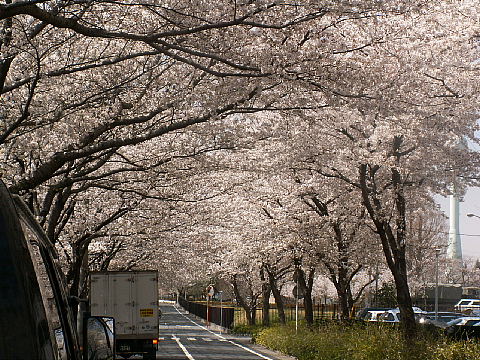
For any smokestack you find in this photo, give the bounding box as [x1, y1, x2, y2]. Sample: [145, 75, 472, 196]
[447, 192, 463, 260]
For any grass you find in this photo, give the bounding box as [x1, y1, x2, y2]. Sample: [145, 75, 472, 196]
[244, 321, 480, 360]
[231, 323, 267, 338]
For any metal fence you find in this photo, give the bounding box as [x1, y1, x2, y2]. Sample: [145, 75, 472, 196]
[232, 303, 345, 326]
[178, 297, 466, 329]
[178, 297, 235, 329]
[179, 297, 346, 328]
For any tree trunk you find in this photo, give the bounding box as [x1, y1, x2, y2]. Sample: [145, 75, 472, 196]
[232, 275, 255, 325]
[67, 242, 88, 322]
[306, 197, 362, 321]
[295, 267, 315, 325]
[324, 260, 354, 320]
[335, 283, 351, 319]
[262, 281, 271, 326]
[391, 252, 416, 336]
[303, 285, 314, 325]
[379, 239, 416, 338]
[250, 307, 257, 325]
[266, 268, 286, 324]
[359, 162, 417, 339]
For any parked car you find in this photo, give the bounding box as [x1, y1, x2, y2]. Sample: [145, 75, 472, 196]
[447, 316, 480, 327]
[357, 307, 390, 321]
[445, 316, 480, 339]
[0, 180, 115, 359]
[418, 312, 465, 326]
[378, 307, 425, 323]
[364, 310, 389, 322]
[454, 299, 480, 313]
[378, 309, 401, 322]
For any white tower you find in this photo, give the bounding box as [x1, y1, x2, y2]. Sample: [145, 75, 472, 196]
[447, 193, 463, 260]
[447, 136, 467, 261]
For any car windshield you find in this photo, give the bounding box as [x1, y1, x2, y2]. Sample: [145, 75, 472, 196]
[379, 313, 396, 321]
[464, 320, 480, 326]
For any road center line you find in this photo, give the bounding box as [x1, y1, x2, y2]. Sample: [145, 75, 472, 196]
[173, 305, 273, 360]
[172, 334, 195, 360]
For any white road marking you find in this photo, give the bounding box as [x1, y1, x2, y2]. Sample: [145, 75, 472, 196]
[175, 325, 198, 328]
[187, 337, 197, 341]
[172, 334, 195, 360]
[173, 305, 274, 360]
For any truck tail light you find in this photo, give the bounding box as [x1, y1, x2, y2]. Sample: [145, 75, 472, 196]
[152, 339, 159, 345]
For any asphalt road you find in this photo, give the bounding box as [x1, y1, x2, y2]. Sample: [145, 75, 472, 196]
[153, 302, 292, 360]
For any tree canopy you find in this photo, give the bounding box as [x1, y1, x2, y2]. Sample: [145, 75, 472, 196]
[2, 0, 480, 337]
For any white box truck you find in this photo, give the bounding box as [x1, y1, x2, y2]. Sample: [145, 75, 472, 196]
[90, 271, 159, 360]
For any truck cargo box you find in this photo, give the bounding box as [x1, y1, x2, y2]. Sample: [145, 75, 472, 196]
[90, 271, 159, 359]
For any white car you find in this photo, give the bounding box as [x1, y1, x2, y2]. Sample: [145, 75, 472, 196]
[378, 307, 425, 323]
[454, 299, 480, 313]
[363, 310, 388, 322]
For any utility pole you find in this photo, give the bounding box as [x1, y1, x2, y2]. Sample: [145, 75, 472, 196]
[435, 248, 441, 320]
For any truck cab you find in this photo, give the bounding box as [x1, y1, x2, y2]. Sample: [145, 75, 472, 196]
[0, 180, 114, 359]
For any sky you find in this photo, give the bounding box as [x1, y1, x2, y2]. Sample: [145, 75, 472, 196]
[437, 187, 480, 260]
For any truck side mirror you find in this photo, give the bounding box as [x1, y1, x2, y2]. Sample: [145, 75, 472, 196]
[85, 317, 115, 360]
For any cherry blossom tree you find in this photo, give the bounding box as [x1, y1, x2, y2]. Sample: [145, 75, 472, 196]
[0, 1, 325, 303]
[300, 191, 379, 319]
[2, 2, 480, 341]
[270, 1, 480, 338]
[406, 207, 448, 299]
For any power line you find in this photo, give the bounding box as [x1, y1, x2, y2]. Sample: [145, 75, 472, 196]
[440, 232, 480, 237]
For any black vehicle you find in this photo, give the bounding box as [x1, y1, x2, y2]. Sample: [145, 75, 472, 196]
[445, 317, 480, 339]
[0, 179, 114, 359]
